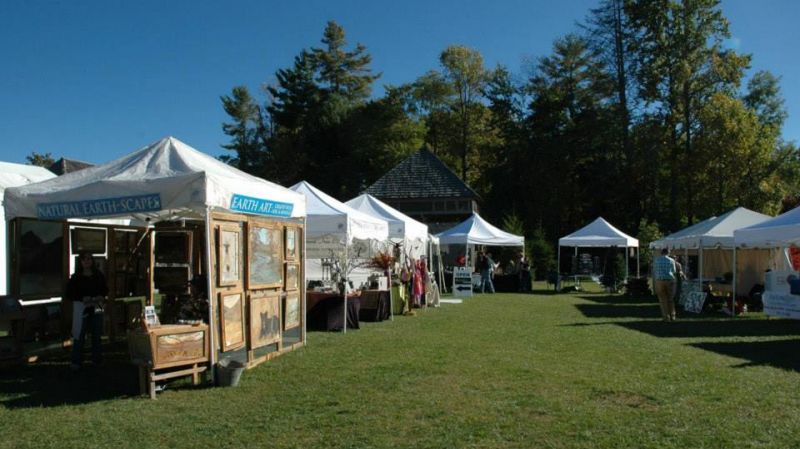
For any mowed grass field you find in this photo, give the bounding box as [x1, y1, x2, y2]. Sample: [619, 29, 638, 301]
[2, 283, 800, 449]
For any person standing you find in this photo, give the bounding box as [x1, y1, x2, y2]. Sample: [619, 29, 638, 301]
[653, 248, 677, 321]
[479, 251, 496, 294]
[518, 253, 532, 293]
[66, 251, 108, 370]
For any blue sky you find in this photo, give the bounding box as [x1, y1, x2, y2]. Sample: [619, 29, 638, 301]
[1, 0, 798, 165]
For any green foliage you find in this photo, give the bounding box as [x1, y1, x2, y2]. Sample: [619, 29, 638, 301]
[26, 151, 55, 168]
[636, 219, 663, 274]
[528, 226, 556, 280]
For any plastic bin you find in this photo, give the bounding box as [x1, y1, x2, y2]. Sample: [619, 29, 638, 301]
[216, 359, 246, 387]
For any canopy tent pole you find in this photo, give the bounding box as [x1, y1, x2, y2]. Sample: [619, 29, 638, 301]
[624, 245, 629, 281]
[204, 207, 217, 371]
[699, 238, 704, 283]
[302, 218, 308, 345]
[637, 247, 640, 277]
[684, 248, 689, 278]
[732, 246, 737, 319]
[343, 241, 348, 333]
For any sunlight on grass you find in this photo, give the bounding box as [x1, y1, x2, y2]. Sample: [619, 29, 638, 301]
[2, 285, 800, 448]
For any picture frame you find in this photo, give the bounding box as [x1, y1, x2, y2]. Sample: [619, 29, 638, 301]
[249, 293, 281, 349]
[284, 292, 300, 330]
[219, 291, 245, 351]
[285, 263, 300, 291]
[285, 227, 299, 261]
[70, 226, 107, 254]
[218, 224, 241, 287]
[155, 231, 192, 264]
[247, 223, 283, 289]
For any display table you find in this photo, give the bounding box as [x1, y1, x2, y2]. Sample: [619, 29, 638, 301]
[306, 292, 360, 331]
[128, 323, 210, 399]
[359, 290, 390, 322]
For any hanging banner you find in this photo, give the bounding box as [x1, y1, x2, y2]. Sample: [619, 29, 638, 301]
[229, 193, 293, 218]
[37, 193, 162, 219]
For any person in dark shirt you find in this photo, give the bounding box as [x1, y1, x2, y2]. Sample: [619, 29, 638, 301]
[66, 251, 108, 370]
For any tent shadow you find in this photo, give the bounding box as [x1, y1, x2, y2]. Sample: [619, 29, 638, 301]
[617, 318, 800, 339]
[0, 343, 140, 409]
[577, 295, 657, 305]
[688, 338, 800, 373]
[574, 303, 662, 319]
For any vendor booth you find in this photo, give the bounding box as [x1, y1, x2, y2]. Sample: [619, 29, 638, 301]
[3, 137, 307, 397]
[290, 182, 389, 331]
[436, 213, 524, 294]
[734, 206, 800, 319]
[651, 207, 772, 313]
[346, 193, 429, 316]
[558, 217, 639, 287]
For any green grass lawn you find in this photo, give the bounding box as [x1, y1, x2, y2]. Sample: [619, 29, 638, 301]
[3, 283, 800, 448]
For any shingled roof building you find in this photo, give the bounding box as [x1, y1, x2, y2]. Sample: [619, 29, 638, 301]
[364, 147, 479, 233]
[48, 158, 94, 176]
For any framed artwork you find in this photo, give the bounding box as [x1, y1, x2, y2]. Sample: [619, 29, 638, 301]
[248, 223, 283, 289]
[250, 293, 281, 348]
[155, 231, 192, 264]
[284, 293, 300, 330]
[285, 227, 298, 261]
[219, 292, 245, 351]
[70, 227, 107, 254]
[218, 224, 241, 287]
[153, 266, 190, 293]
[285, 263, 300, 291]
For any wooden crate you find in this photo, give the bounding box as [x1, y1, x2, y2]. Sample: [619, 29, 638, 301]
[128, 324, 209, 370]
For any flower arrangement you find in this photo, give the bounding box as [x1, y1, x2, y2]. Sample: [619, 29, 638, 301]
[368, 251, 395, 270]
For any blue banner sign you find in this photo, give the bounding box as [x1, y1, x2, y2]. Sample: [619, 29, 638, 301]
[230, 194, 294, 218]
[37, 193, 162, 219]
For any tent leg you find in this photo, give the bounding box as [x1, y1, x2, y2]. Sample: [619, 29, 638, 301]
[557, 246, 561, 291]
[343, 243, 348, 334]
[624, 245, 629, 282]
[732, 247, 737, 319]
[204, 208, 217, 374]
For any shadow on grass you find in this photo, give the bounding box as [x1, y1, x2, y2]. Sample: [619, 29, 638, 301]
[574, 303, 662, 319]
[689, 338, 800, 372]
[577, 294, 657, 305]
[617, 318, 800, 339]
[0, 342, 149, 409]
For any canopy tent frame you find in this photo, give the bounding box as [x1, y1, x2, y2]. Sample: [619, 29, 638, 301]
[557, 217, 640, 287]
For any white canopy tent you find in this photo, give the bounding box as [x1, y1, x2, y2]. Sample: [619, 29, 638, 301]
[733, 206, 800, 318]
[5, 136, 307, 361]
[436, 212, 524, 247]
[650, 207, 771, 290]
[290, 182, 389, 331]
[436, 212, 524, 281]
[0, 162, 56, 295]
[345, 193, 428, 258]
[558, 217, 639, 281]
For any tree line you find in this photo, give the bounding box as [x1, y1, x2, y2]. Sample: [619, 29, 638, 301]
[220, 0, 799, 274]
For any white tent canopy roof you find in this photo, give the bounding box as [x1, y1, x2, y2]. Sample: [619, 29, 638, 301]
[734, 205, 800, 248]
[290, 181, 388, 242]
[559, 217, 638, 247]
[345, 193, 428, 243]
[0, 162, 55, 197]
[4, 137, 306, 221]
[435, 213, 524, 246]
[652, 207, 771, 249]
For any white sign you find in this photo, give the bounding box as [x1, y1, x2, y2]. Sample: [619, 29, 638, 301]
[763, 292, 800, 319]
[144, 305, 160, 328]
[452, 267, 473, 298]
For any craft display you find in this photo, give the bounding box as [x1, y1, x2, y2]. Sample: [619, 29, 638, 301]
[250, 293, 281, 348]
[218, 226, 241, 287]
[220, 292, 245, 351]
[248, 224, 283, 289]
[284, 293, 301, 330]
